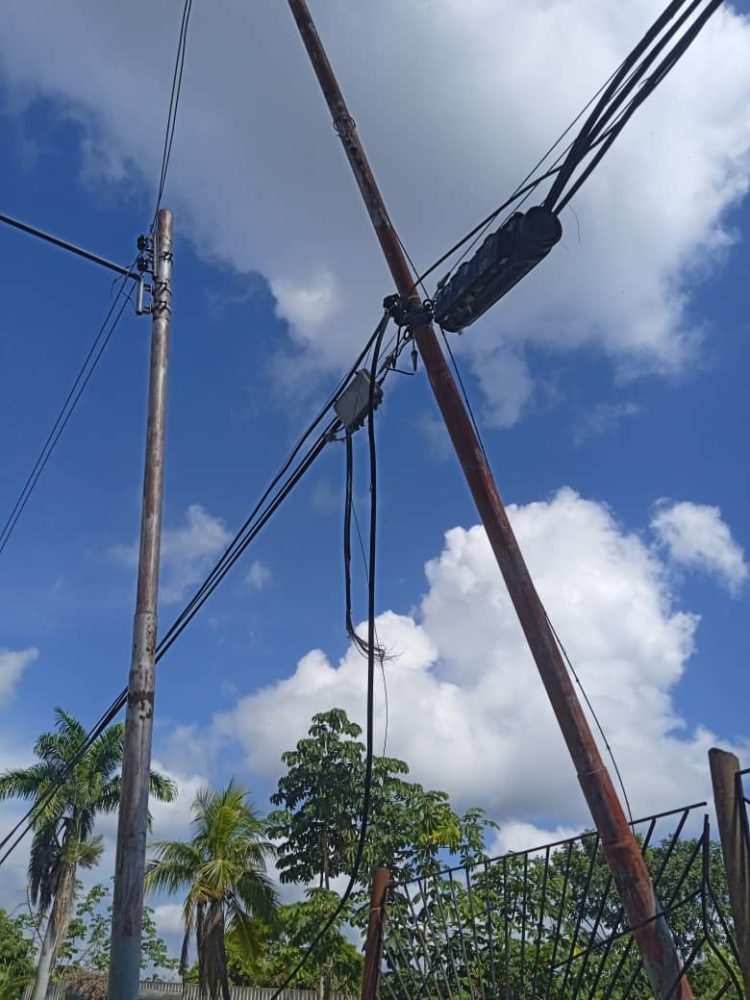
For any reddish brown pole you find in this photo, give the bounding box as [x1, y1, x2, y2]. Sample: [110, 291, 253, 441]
[284, 4, 692, 997]
[361, 868, 390, 1000]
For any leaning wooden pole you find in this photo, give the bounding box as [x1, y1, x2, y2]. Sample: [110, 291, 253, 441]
[283, 4, 692, 997]
[361, 868, 390, 1000]
[709, 748, 750, 996]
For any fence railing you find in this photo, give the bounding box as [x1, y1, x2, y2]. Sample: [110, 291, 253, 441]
[26, 986, 355, 1000]
[382, 802, 743, 1000]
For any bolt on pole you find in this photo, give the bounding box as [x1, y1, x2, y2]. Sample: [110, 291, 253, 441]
[108, 208, 173, 999]
[283, 4, 692, 997]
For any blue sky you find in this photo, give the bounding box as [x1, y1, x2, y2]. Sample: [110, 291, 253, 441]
[0, 0, 749, 925]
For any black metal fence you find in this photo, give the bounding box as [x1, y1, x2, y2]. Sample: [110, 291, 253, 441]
[381, 803, 743, 999]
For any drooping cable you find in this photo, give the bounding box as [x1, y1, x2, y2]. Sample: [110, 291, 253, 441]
[265, 315, 387, 1000]
[0, 272, 133, 559]
[343, 428, 386, 663]
[351, 504, 389, 759]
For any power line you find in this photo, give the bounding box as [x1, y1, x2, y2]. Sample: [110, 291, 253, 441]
[153, 0, 195, 220]
[414, 0, 720, 295]
[0, 272, 134, 559]
[267, 314, 388, 1000]
[0, 309, 397, 869]
[0, 213, 136, 279]
[429, 328, 636, 825]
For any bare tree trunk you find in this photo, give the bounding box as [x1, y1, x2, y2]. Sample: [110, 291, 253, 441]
[31, 863, 76, 1000]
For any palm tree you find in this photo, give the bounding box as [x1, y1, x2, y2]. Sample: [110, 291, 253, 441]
[146, 781, 278, 1000]
[0, 708, 176, 1000]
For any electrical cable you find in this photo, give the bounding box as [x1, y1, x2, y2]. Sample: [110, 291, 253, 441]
[0, 1, 197, 561]
[0, 310, 397, 868]
[437, 325, 488, 463]
[0, 213, 136, 279]
[544, 612, 635, 827]
[266, 316, 388, 1000]
[414, 0, 719, 297]
[0, 271, 133, 559]
[153, 0, 195, 220]
[425, 333, 637, 828]
[351, 504, 389, 759]
[554, 0, 722, 214]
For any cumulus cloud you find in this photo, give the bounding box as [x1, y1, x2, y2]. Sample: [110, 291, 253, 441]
[113, 504, 231, 604]
[651, 499, 748, 595]
[214, 488, 742, 830]
[0, 647, 37, 707]
[490, 821, 580, 856]
[2, 1, 750, 421]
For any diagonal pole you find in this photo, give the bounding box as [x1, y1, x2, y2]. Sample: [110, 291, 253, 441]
[283, 4, 692, 997]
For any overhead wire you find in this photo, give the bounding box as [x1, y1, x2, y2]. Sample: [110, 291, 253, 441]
[351, 504, 390, 759]
[413, 0, 720, 296]
[0, 213, 135, 279]
[0, 309, 398, 868]
[0, 0, 197, 563]
[0, 0, 198, 856]
[429, 335, 636, 826]
[153, 0, 195, 221]
[0, 270, 134, 558]
[266, 311, 388, 1000]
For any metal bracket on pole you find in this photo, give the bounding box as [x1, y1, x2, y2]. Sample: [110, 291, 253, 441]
[134, 234, 155, 316]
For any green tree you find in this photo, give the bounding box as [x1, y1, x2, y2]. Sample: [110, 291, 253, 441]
[145, 781, 278, 1000]
[0, 709, 176, 1000]
[268, 708, 493, 1000]
[0, 908, 36, 999]
[238, 890, 363, 992]
[268, 708, 493, 891]
[56, 884, 178, 978]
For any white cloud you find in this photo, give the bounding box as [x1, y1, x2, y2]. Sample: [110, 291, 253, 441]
[0, 647, 37, 707]
[246, 560, 272, 591]
[490, 821, 580, 856]
[113, 504, 231, 604]
[215, 488, 745, 829]
[651, 499, 748, 595]
[1, 2, 749, 421]
[573, 401, 641, 445]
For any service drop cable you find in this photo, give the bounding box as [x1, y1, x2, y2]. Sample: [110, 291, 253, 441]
[0, 310, 398, 868]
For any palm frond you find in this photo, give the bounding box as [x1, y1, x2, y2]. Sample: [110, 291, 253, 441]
[148, 769, 177, 803]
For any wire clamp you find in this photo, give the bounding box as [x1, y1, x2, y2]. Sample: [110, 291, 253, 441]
[385, 295, 433, 331]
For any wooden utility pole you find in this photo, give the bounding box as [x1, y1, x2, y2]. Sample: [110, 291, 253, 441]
[361, 868, 390, 1000]
[108, 209, 173, 1000]
[283, 5, 692, 997]
[709, 748, 750, 996]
